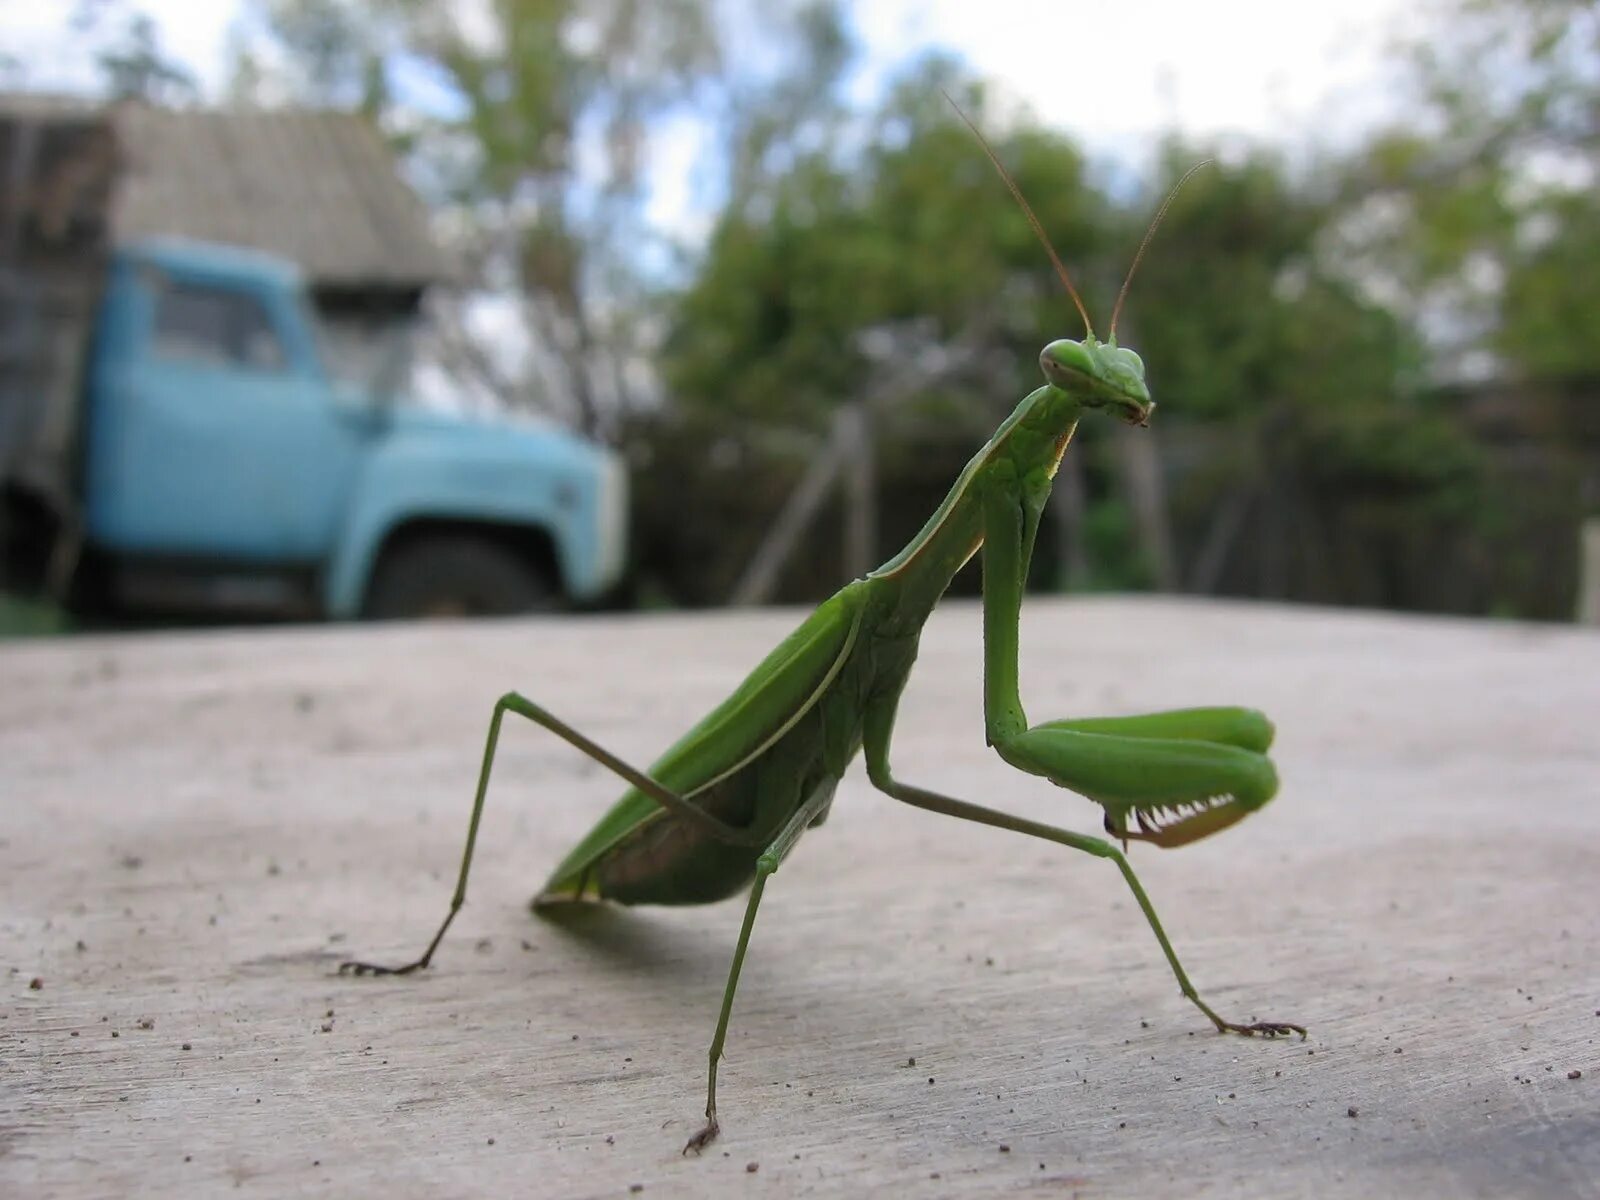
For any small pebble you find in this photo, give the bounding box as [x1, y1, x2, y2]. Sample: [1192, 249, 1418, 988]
[745, 1162, 759, 1174]
[28, 978, 42, 990]
[1569, 1070, 1583, 1080]
[1347, 1107, 1359, 1118]
[998, 1143, 1010, 1153]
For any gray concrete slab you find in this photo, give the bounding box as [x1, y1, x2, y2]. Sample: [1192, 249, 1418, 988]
[3, 597, 1598, 1198]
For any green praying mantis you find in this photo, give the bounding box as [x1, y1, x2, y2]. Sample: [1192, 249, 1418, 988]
[340, 100, 1306, 1154]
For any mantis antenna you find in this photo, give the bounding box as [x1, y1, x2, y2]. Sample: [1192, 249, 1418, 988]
[943, 91, 1096, 341]
[1108, 158, 1212, 341]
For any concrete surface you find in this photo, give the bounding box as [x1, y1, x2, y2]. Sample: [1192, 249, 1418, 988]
[3, 597, 1598, 1199]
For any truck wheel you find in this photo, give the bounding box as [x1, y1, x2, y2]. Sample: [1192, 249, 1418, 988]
[363, 535, 557, 619]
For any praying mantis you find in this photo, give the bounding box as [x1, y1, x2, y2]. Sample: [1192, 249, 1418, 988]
[339, 99, 1306, 1154]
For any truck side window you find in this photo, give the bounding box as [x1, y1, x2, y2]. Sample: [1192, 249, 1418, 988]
[152, 282, 287, 373]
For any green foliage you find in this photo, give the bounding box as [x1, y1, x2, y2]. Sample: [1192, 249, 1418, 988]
[1292, 406, 1487, 521]
[1081, 497, 1153, 592]
[665, 66, 1104, 433]
[658, 61, 1471, 606]
[1339, 0, 1599, 382]
[1127, 147, 1418, 423]
[234, 0, 1593, 616]
[1499, 193, 1600, 377]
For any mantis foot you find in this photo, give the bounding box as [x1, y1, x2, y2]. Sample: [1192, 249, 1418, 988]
[337, 957, 429, 977]
[682, 1115, 720, 1155]
[1218, 1019, 1306, 1039]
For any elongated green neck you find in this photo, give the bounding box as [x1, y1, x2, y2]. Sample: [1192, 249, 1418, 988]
[864, 383, 1082, 634]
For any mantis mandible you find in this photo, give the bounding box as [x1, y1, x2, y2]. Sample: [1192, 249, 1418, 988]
[340, 100, 1306, 1154]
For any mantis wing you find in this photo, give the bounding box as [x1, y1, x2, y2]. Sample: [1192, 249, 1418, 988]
[538, 584, 864, 899]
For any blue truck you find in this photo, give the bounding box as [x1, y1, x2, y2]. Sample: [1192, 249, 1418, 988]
[0, 103, 626, 621]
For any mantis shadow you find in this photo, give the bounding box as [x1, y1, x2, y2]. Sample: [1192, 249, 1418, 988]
[531, 900, 738, 989]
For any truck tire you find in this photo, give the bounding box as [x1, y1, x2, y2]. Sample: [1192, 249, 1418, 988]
[363, 535, 557, 619]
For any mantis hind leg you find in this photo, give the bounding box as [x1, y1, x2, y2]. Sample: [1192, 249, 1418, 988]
[683, 780, 836, 1155]
[339, 691, 766, 977]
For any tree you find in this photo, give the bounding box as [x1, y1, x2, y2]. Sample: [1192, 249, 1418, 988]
[1334, 0, 1599, 381]
[71, 1, 197, 103]
[661, 61, 1457, 603]
[238, 0, 848, 442]
[665, 67, 1108, 435]
[1313, 0, 1599, 616]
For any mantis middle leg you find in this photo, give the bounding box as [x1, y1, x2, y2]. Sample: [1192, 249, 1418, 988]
[683, 779, 838, 1155]
[853, 472, 1303, 1035]
[862, 694, 1303, 1037]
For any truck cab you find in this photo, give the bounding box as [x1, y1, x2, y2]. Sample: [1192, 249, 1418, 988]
[9, 237, 627, 619]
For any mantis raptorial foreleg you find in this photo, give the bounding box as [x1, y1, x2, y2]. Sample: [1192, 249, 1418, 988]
[852, 472, 1303, 1037]
[684, 780, 836, 1155]
[338, 692, 767, 977]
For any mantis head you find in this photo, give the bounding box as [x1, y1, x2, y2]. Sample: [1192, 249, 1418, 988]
[1040, 337, 1153, 427]
[944, 91, 1207, 434]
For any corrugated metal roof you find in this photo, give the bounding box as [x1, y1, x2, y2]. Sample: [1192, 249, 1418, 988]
[110, 104, 455, 289]
[0, 93, 106, 121]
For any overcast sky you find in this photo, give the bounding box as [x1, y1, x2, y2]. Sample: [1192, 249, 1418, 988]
[869, 0, 1416, 151]
[2, 0, 1422, 255]
[5, 0, 1416, 143]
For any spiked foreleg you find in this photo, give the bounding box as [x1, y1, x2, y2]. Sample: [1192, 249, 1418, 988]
[975, 481, 1281, 846]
